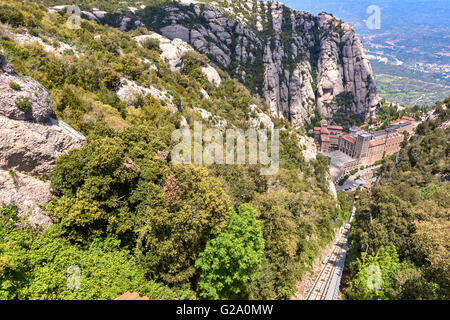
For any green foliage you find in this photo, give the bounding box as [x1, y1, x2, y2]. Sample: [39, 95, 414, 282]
[0, 0, 366, 300]
[338, 174, 350, 186]
[195, 204, 264, 300]
[182, 51, 210, 86]
[136, 166, 231, 286]
[9, 81, 21, 90]
[250, 184, 338, 299]
[346, 246, 437, 300]
[0, 201, 18, 229]
[0, 212, 187, 300]
[0, 4, 25, 27]
[8, 169, 18, 191]
[15, 96, 31, 112]
[142, 38, 161, 54]
[346, 97, 450, 300]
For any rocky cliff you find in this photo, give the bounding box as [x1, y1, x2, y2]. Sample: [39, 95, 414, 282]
[76, 0, 379, 128]
[0, 55, 85, 228]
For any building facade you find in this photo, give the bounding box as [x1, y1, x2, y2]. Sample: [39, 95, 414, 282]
[314, 117, 417, 167]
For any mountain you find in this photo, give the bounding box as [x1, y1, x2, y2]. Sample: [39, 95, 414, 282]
[0, 0, 346, 300]
[282, 0, 450, 107]
[53, 0, 380, 128]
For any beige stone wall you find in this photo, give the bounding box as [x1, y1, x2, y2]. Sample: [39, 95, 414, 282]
[366, 143, 385, 165]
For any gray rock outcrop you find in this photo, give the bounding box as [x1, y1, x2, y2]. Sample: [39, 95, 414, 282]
[0, 55, 86, 228]
[0, 170, 54, 229]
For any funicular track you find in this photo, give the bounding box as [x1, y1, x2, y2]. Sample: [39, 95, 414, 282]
[306, 209, 355, 300]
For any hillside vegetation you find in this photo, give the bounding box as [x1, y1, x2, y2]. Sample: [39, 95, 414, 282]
[345, 97, 450, 300]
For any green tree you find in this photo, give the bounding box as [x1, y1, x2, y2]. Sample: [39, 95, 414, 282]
[136, 166, 231, 286]
[195, 204, 264, 299]
[0, 203, 190, 300]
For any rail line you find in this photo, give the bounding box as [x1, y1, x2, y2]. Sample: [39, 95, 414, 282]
[306, 216, 353, 300]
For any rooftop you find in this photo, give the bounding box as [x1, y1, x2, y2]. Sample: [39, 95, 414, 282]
[343, 135, 356, 143]
[328, 125, 344, 130]
[369, 139, 385, 147]
[115, 292, 149, 300]
[402, 116, 415, 122]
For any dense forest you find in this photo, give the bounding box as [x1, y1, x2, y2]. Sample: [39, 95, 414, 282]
[344, 97, 450, 300]
[0, 0, 350, 300]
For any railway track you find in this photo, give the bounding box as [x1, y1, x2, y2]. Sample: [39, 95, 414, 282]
[306, 223, 352, 300]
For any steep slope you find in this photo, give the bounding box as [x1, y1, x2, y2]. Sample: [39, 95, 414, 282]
[67, 0, 379, 128]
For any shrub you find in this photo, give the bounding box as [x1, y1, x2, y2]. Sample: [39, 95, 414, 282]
[15, 97, 31, 112]
[9, 81, 21, 90]
[0, 5, 25, 27]
[182, 51, 209, 74]
[142, 38, 161, 53]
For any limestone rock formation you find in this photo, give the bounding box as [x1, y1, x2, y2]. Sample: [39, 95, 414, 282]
[134, 32, 221, 86]
[0, 55, 86, 228]
[0, 55, 53, 123]
[0, 170, 54, 229]
[78, 0, 379, 128]
[116, 77, 179, 113]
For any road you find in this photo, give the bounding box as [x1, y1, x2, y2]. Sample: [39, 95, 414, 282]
[336, 166, 380, 192]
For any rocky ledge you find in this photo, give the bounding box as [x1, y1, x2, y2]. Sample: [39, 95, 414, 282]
[0, 55, 85, 228]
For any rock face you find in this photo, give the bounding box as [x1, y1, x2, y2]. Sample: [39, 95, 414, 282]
[0, 117, 85, 174]
[0, 55, 86, 228]
[87, 0, 379, 128]
[0, 170, 54, 229]
[0, 56, 53, 122]
[135, 32, 221, 86]
[0, 56, 86, 175]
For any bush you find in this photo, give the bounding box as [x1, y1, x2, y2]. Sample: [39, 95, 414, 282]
[0, 5, 25, 27]
[195, 204, 264, 299]
[338, 175, 350, 186]
[15, 97, 31, 112]
[142, 38, 161, 53]
[9, 81, 21, 90]
[182, 51, 209, 74]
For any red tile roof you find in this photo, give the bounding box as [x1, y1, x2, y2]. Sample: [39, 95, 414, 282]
[343, 135, 356, 143]
[320, 128, 330, 134]
[321, 134, 330, 142]
[328, 125, 343, 130]
[115, 292, 149, 300]
[369, 139, 385, 147]
[402, 116, 415, 122]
